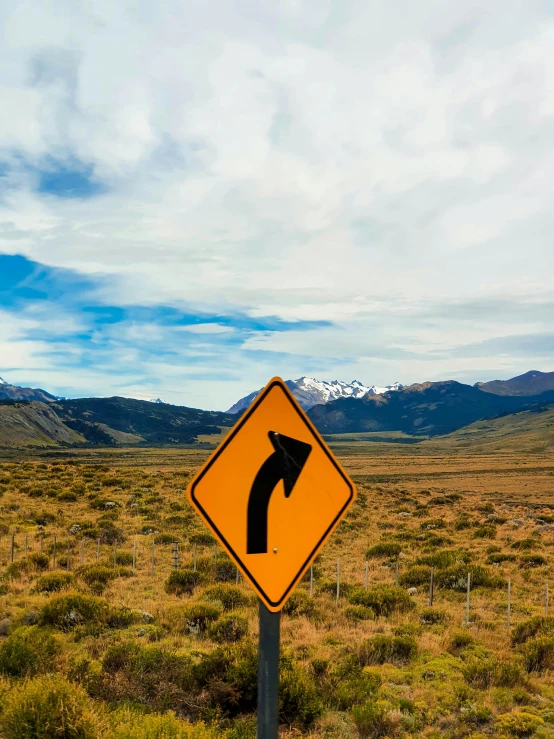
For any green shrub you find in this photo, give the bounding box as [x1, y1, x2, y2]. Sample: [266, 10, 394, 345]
[519, 554, 547, 568]
[487, 552, 517, 565]
[165, 569, 205, 596]
[359, 635, 418, 665]
[113, 551, 134, 566]
[39, 593, 108, 631]
[454, 513, 473, 530]
[462, 658, 526, 688]
[201, 584, 250, 611]
[208, 614, 248, 643]
[420, 608, 447, 625]
[35, 572, 74, 593]
[495, 711, 544, 737]
[366, 542, 402, 559]
[0, 674, 101, 739]
[510, 538, 539, 551]
[399, 566, 431, 587]
[189, 532, 215, 546]
[28, 552, 50, 571]
[416, 549, 470, 569]
[0, 628, 60, 677]
[345, 605, 375, 622]
[214, 560, 237, 582]
[279, 661, 323, 728]
[349, 585, 415, 616]
[435, 564, 500, 591]
[181, 603, 222, 634]
[449, 632, 475, 652]
[58, 492, 78, 502]
[78, 565, 118, 594]
[521, 637, 554, 673]
[109, 708, 222, 738]
[473, 525, 497, 539]
[352, 700, 401, 738]
[154, 533, 177, 545]
[512, 616, 554, 645]
[282, 591, 319, 619]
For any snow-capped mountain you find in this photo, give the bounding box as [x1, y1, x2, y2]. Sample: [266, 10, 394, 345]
[226, 377, 403, 413]
[0, 377, 7, 385]
[149, 398, 165, 404]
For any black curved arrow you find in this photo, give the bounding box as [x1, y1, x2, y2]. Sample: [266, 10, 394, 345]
[247, 431, 312, 554]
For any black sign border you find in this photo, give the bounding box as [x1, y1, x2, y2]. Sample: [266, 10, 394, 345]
[190, 378, 355, 609]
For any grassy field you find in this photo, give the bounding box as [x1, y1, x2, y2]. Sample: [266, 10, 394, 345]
[1, 441, 554, 738]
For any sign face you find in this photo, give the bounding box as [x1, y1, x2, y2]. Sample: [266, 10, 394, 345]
[187, 377, 356, 611]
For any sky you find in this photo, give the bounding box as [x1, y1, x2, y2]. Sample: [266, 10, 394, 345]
[1, 0, 554, 411]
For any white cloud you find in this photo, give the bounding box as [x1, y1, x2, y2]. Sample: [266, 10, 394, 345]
[2, 0, 554, 406]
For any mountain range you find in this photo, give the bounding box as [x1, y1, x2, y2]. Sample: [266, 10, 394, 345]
[226, 376, 403, 413]
[0, 369, 553, 448]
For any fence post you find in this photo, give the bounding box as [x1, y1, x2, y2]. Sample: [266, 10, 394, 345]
[394, 561, 399, 587]
[53, 535, 57, 569]
[80, 538, 85, 565]
[10, 533, 14, 563]
[96, 538, 100, 561]
[66, 537, 71, 571]
[25, 534, 28, 556]
[193, 543, 197, 571]
[546, 583, 549, 617]
[151, 540, 155, 576]
[133, 541, 137, 574]
[113, 540, 117, 566]
[336, 559, 340, 603]
[364, 561, 369, 590]
[310, 565, 314, 597]
[172, 541, 179, 569]
[507, 578, 511, 629]
[236, 567, 240, 584]
[465, 572, 471, 626]
[429, 567, 434, 607]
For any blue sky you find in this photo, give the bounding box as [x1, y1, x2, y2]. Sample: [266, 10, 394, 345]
[1, 1, 554, 409]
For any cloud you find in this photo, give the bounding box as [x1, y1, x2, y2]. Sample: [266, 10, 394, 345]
[1, 1, 554, 407]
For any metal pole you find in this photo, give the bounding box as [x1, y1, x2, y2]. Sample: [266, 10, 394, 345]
[465, 572, 471, 627]
[310, 565, 314, 596]
[172, 542, 179, 569]
[336, 559, 340, 603]
[507, 579, 511, 629]
[364, 561, 369, 590]
[53, 535, 57, 569]
[10, 533, 14, 563]
[429, 567, 434, 607]
[257, 600, 280, 739]
[133, 541, 136, 574]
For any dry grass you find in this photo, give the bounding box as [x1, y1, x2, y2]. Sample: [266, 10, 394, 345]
[1, 443, 554, 737]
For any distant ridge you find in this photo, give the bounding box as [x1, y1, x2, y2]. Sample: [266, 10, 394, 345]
[476, 370, 554, 397]
[0, 376, 57, 403]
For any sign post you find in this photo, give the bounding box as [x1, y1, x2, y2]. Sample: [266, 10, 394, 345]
[187, 377, 356, 737]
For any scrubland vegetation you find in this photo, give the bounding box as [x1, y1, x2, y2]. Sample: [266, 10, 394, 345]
[0, 443, 554, 737]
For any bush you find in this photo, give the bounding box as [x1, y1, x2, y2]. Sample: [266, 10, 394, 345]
[35, 572, 74, 593]
[154, 533, 177, 545]
[78, 565, 118, 594]
[39, 593, 108, 631]
[521, 637, 554, 673]
[201, 584, 250, 611]
[435, 564, 500, 591]
[416, 549, 470, 569]
[279, 662, 323, 728]
[109, 709, 222, 738]
[449, 632, 475, 652]
[214, 560, 237, 582]
[0, 674, 102, 739]
[359, 635, 418, 665]
[0, 628, 60, 677]
[282, 591, 319, 619]
[165, 569, 205, 596]
[420, 608, 447, 625]
[399, 566, 431, 587]
[487, 552, 517, 565]
[366, 542, 402, 559]
[352, 700, 402, 738]
[113, 551, 134, 566]
[349, 585, 415, 617]
[208, 614, 248, 643]
[189, 531, 215, 546]
[519, 554, 547, 568]
[345, 605, 375, 622]
[181, 603, 222, 634]
[473, 525, 497, 539]
[28, 552, 50, 571]
[512, 616, 554, 645]
[58, 492, 78, 502]
[511, 538, 539, 551]
[462, 658, 526, 688]
[495, 711, 544, 737]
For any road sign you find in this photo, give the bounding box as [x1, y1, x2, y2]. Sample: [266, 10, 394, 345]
[187, 376, 356, 611]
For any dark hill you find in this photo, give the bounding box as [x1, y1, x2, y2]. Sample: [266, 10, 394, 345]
[0, 381, 57, 403]
[52, 397, 235, 445]
[476, 370, 554, 396]
[308, 380, 554, 436]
